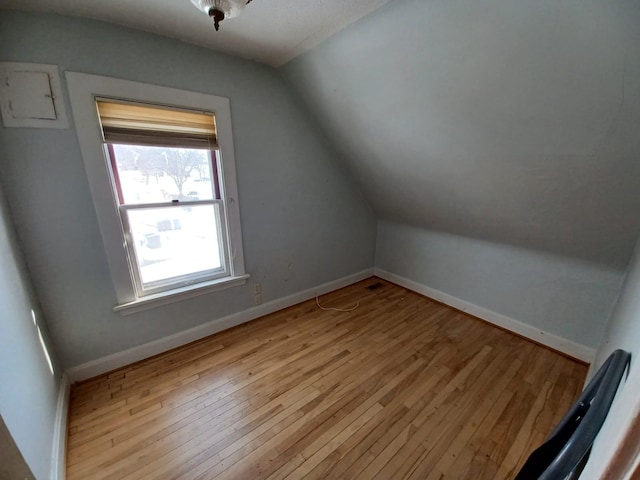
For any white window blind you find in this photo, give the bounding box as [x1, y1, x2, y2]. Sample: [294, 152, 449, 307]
[96, 100, 218, 149]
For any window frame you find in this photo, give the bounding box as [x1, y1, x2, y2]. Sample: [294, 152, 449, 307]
[66, 73, 248, 314]
[107, 143, 230, 297]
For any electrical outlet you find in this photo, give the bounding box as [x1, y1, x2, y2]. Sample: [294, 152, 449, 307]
[253, 283, 261, 295]
[254, 293, 262, 305]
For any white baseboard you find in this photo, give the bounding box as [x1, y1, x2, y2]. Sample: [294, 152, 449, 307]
[51, 373, 70, 480]
[374, 268, 595, 363]
[66, 268, 375, 382]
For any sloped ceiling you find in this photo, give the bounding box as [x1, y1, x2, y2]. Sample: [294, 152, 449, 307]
[0, 0, 393, 66]
[281, 0, 640, 269]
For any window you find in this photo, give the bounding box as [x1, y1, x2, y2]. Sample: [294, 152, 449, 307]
[98, 100, 230, 296]
[67, 74, 247, 314]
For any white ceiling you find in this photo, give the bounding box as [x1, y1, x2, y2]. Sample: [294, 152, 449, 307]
[1, 0, 393, 66]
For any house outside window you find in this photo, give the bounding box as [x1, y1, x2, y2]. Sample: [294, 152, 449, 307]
[67, 74, 247, 314]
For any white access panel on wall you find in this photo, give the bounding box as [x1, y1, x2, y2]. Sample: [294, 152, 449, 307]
[0, 63, 69, 128]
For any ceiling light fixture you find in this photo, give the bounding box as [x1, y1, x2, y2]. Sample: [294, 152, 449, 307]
[190, 0, 253, 31]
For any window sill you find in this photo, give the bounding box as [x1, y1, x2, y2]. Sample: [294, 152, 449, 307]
[113, 274, 250, 316]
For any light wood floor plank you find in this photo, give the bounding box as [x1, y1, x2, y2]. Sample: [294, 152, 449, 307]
[66, 278, 587, 480]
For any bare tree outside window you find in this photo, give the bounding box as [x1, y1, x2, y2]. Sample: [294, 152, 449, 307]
[162, 148, 204, 196]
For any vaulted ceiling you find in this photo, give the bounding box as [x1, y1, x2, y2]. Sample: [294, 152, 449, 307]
[4, 0, 640, 269]
[281, 0, 640, 269]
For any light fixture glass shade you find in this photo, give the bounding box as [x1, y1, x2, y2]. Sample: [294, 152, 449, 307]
[190, 0, 247, 19]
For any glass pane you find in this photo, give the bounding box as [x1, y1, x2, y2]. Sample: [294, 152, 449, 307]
[111, 144, 216, 204]
[126, 204, 224, 289]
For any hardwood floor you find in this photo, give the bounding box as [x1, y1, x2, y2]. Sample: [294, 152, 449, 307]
[66, 278, 588, 480]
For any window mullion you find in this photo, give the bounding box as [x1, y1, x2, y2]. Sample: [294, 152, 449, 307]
[119, 199, 220, 211]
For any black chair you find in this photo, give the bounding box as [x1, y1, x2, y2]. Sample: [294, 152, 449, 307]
[515, 349, 631, 480]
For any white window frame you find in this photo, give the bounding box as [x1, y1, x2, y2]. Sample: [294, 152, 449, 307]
[66, 72, 248, 315]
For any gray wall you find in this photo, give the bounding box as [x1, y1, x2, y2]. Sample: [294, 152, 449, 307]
[281, 0, 640, 268]
[0, 11, 376, 369]
[376, 221, 624, 349]
[0, 182, 60, 480]
[581, 238, 640, 477]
